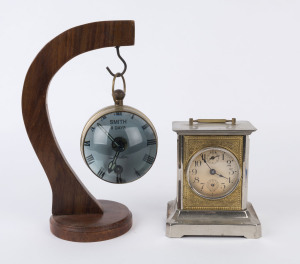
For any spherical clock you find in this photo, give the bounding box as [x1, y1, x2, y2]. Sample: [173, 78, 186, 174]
[187, 147, 241, 199]
[81, 105, 157, 183]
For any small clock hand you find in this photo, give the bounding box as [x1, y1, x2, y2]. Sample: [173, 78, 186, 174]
[115, 165, 123, 183]
[108, 151, 120, 173]
[203, 158, 228, 179]
[209, 155, 219, 160]
[97, 124, 120, 147]
[215, 172, 228, 179]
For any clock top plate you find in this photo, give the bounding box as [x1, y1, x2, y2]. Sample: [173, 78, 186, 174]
[172, 121, 256, 135]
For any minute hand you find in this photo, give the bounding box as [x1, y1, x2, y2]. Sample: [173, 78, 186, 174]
[97, 124, 120, 147]
[215, 172, 228, 179]
[203, 158, 228, 179]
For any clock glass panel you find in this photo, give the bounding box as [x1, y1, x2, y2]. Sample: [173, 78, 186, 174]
[187, 147, 240, 199]
[83, 111, 157, 183]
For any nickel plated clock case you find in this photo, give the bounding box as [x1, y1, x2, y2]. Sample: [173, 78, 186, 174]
[166, 119, 262, 238]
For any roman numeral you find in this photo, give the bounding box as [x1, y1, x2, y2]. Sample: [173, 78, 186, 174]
[147, 139, 157, 146]
[142, 123, 149, 130]
[97, 167, 105, 178]
[131, 114, 134, 119]
[114, 112, 122, 116]
[91, 127, 95, 132]
[194, 160, 201, 167]
[86, 154, 95, 165]
[143, 154, 155, 164]
[84, 141, 90, 146]
[134, 169, 141, 177]
[100, 115, 107, 121]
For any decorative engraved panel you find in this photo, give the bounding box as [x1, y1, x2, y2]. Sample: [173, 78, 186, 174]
[183, 135, 244, 210]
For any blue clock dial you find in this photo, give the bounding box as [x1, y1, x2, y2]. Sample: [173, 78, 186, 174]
[83, 111, 157, 183]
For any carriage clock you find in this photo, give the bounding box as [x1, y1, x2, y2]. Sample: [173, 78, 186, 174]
[166, 118, 261, 238]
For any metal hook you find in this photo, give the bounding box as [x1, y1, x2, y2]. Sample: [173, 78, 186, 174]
[106, 46, 127, 77]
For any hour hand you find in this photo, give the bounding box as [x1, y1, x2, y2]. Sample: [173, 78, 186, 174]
[108, 151, 120, 173]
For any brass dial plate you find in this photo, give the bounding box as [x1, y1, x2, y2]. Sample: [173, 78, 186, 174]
[183, 135, 244, 210]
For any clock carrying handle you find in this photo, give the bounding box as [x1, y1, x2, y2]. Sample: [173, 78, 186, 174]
[22, 21, 135, 215]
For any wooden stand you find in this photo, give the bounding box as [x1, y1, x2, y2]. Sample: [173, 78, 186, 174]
[22, 21, 135, 242]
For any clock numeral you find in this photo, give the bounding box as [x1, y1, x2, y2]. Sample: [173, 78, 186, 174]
[84, 141, 90, 146]
[191, 169, 197, 175]
[143, 154, 155, 164]
[91, 127, 95, 132]
[229, 169, 237, 175]
[200, 183, 205, 190]
[201, 154, 206, 161]
[147, 139, 157, 146]
[193, 177, 199, 183]
[221, 183, 226, 189]
[194, 160, 202, 167]
[229, 177, 231, 183]
[142, 123, 149, 130]
[222, 153, 225, 160]
[134, 169, 141, 177]
[86, 154, 95, 165]
[114, 112, 122, 116]
[100, 115, 107, 121]
[131, 114, 134, 119]
[97, 167, 106, 178]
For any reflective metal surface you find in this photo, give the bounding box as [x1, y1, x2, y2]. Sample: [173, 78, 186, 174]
[166, 200, 261, 239]
[167, 120, 261, 239]
[173, 120, 256, 135]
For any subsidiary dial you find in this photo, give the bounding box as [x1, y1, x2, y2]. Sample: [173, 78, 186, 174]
[187, 147, 240, 199]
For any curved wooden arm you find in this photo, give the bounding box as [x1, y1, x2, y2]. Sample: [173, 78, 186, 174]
[22, 21, 135, 215]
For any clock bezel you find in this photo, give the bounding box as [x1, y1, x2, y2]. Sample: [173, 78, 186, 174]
[80, 104, 158, 183]
[186, 147, 241, 200]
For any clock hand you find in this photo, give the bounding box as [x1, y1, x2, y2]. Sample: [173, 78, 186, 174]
[209, 155, 219, 160]
[215, 172, 228, 179]
[115, 165, 123, 183]
[97, 124, 120, 148]
[108, 151, 120, 173]
[203, 158, 228, 179]
[202, 158, 212, 170]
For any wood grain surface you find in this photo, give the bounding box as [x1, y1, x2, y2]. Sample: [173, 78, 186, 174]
[22, 21, 134, 241]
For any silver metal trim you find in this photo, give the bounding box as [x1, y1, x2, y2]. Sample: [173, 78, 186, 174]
[172, 121, 257, 136]
[166, 199, 261, 239]
[242, 136, 250, 209]
[177, 135, 184, 209]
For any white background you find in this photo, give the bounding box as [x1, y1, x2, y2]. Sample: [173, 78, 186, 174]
[1, 0, 300, 263]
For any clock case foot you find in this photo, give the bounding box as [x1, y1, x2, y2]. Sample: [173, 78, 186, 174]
[166, 200, 261, 239]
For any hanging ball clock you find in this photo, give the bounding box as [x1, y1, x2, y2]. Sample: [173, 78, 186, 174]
[166, 118, 261, 239]
[81, 47, 157, 183]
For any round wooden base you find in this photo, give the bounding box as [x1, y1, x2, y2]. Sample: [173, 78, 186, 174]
[50, 200, 132, 242]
